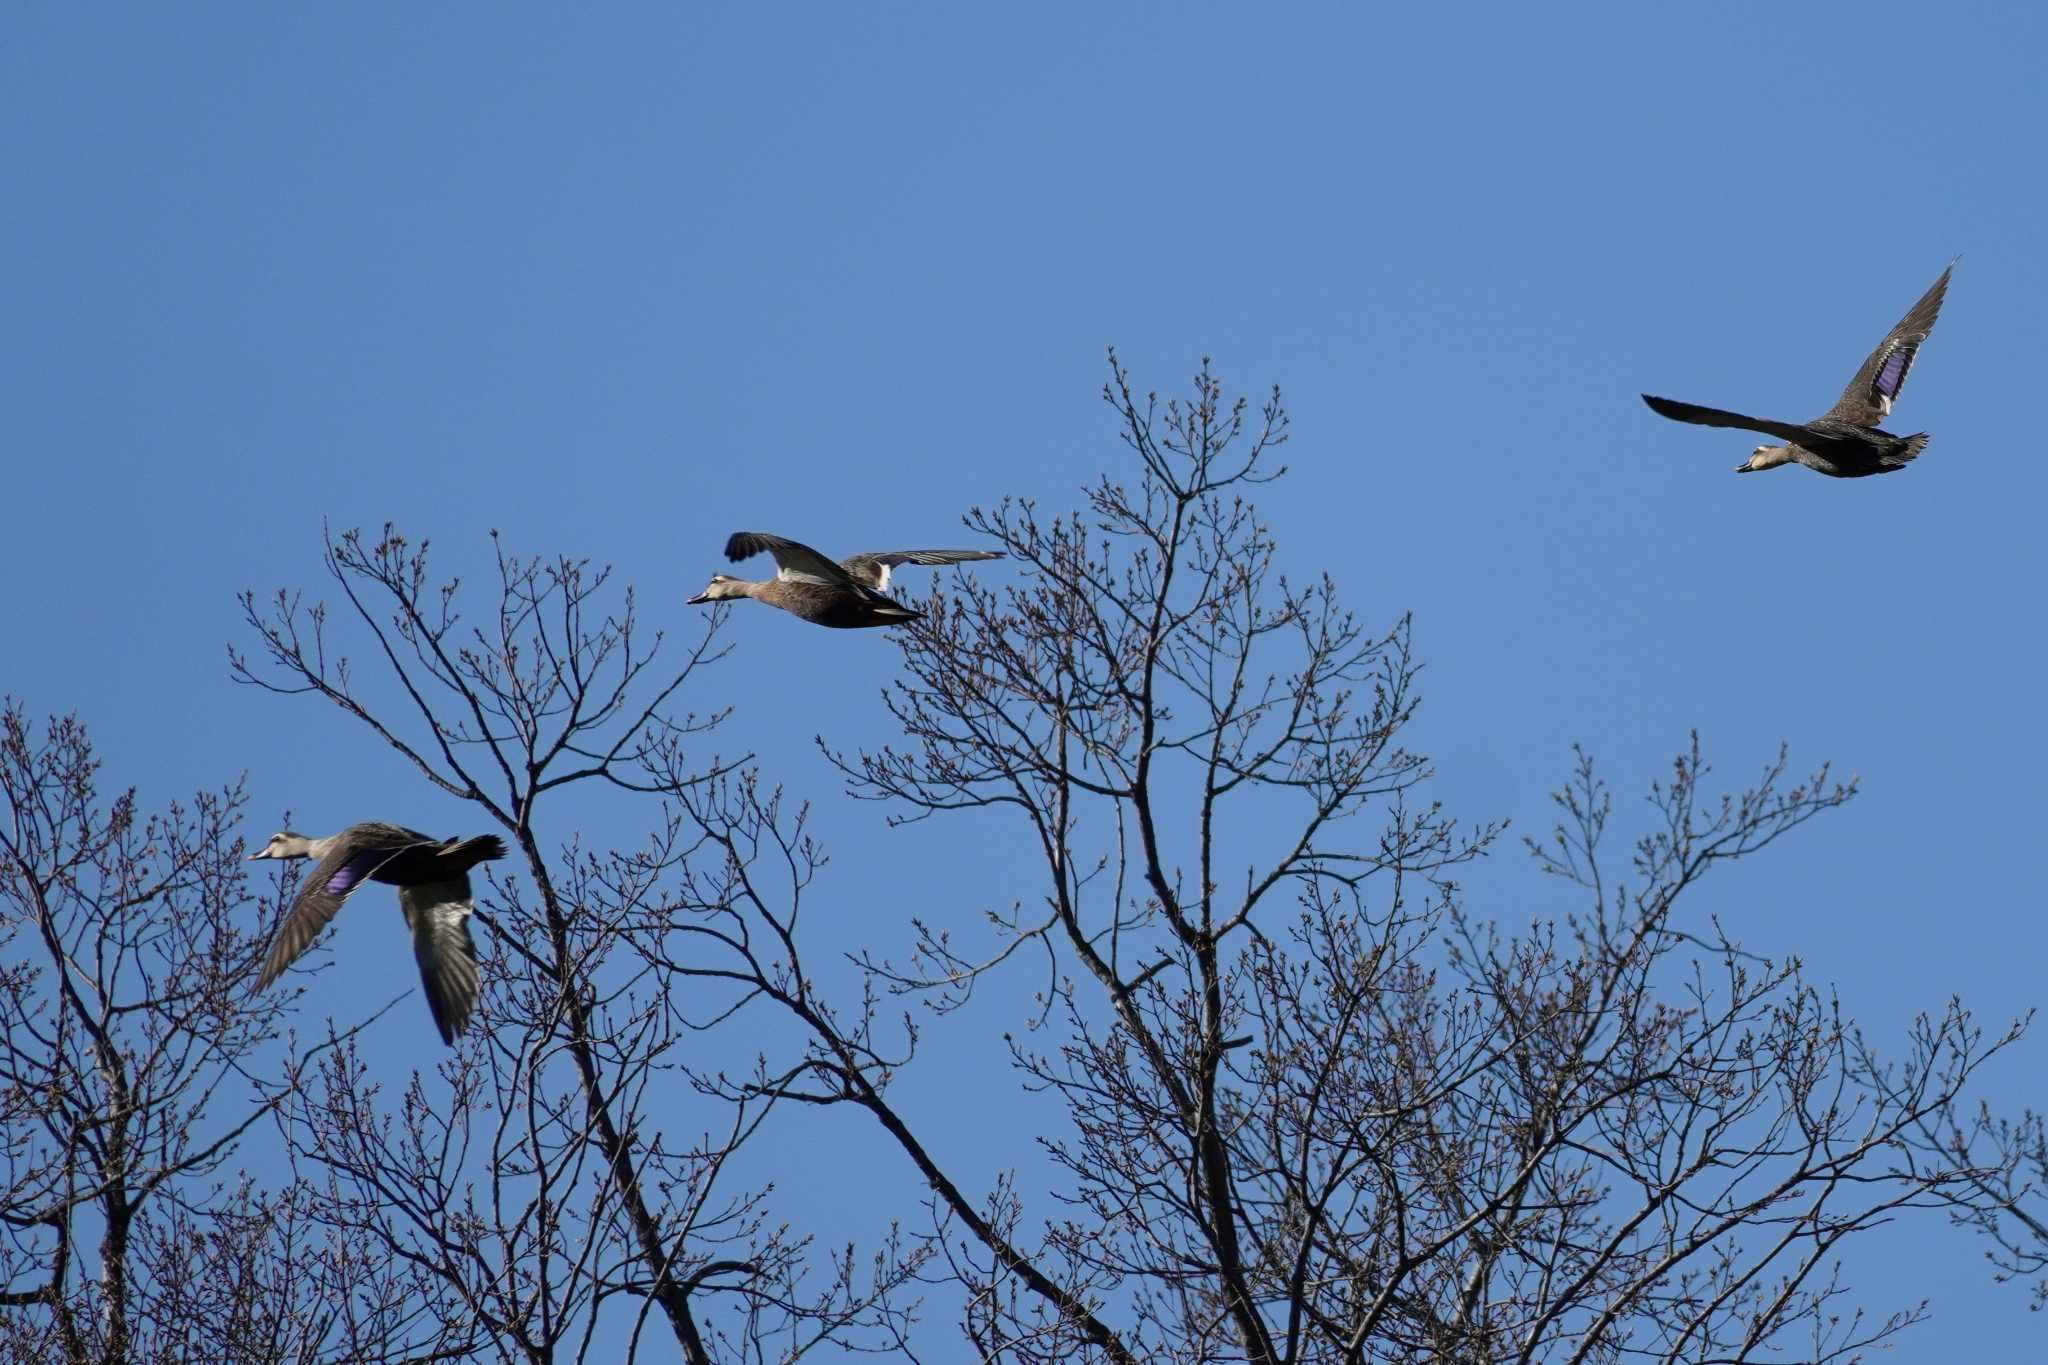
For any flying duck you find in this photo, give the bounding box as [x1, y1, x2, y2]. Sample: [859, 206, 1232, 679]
[250, 823, 506, 1044]
[687, 531, 1002, 629]
[1643, 261, 1954, 477]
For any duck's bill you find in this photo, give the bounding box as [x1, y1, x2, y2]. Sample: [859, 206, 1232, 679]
[685, 593, 710, 604]
[1733, 461, 1754, 473]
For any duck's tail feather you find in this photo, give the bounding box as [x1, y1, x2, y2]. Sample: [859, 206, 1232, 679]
[1885, 433, 1930, 467]
[446, 834, 509, 866]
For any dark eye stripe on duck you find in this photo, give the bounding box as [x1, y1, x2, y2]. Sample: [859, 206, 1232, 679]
[1642, 259, 1954, 479]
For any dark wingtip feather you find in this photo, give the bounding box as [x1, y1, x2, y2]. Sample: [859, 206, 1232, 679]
[425, 990, 467, 1046]
[723, 531, 768, 563]
[251, 941, 291, 995]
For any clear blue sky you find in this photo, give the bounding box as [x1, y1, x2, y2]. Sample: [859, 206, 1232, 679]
[5, 1, 2043, 1352]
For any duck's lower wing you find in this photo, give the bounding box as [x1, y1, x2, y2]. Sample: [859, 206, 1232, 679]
[401, 878, 483, 1045]
[1640, 395, 1816, 447]
[255, 840, 419, 993]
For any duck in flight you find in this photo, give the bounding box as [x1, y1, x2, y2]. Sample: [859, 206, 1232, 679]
[249, 823, 506, 1045]
[1642, 261, 1953, 477]
[687, 531, 1002, 629]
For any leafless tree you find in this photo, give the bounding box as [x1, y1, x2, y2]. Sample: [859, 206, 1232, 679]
[1856, 1031, 2048, 1311]
[0, 703, 323, 1364]
[231, 531, 928, 1362]
[743, 354, 2021, 1362]
[47, 350, 2014, 1364]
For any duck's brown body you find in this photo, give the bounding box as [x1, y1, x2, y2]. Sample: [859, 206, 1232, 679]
[753, 576, 922, 628]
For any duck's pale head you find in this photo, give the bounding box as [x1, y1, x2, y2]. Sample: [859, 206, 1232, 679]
[686, 574, 750, 605]
[248, 831, 312, 861]
[1735, 444, 1795, 474]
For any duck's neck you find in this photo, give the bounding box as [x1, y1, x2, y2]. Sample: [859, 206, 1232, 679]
[284, 833, 338, 860]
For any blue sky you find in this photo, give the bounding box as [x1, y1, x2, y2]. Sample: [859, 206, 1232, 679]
[5, 1, 2044, 1352]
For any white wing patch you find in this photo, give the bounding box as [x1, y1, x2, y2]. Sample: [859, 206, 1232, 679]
[777, 568, 842, 587]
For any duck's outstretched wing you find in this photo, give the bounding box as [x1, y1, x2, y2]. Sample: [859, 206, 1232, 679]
[400, 877, 483, 1045]
[1824, 262, 1952, 427]
[723, 532, 855, 587]
[1641, 395, 1818, 447]
[839, 548, 1003, 591]
[254, 832, 425, 993]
